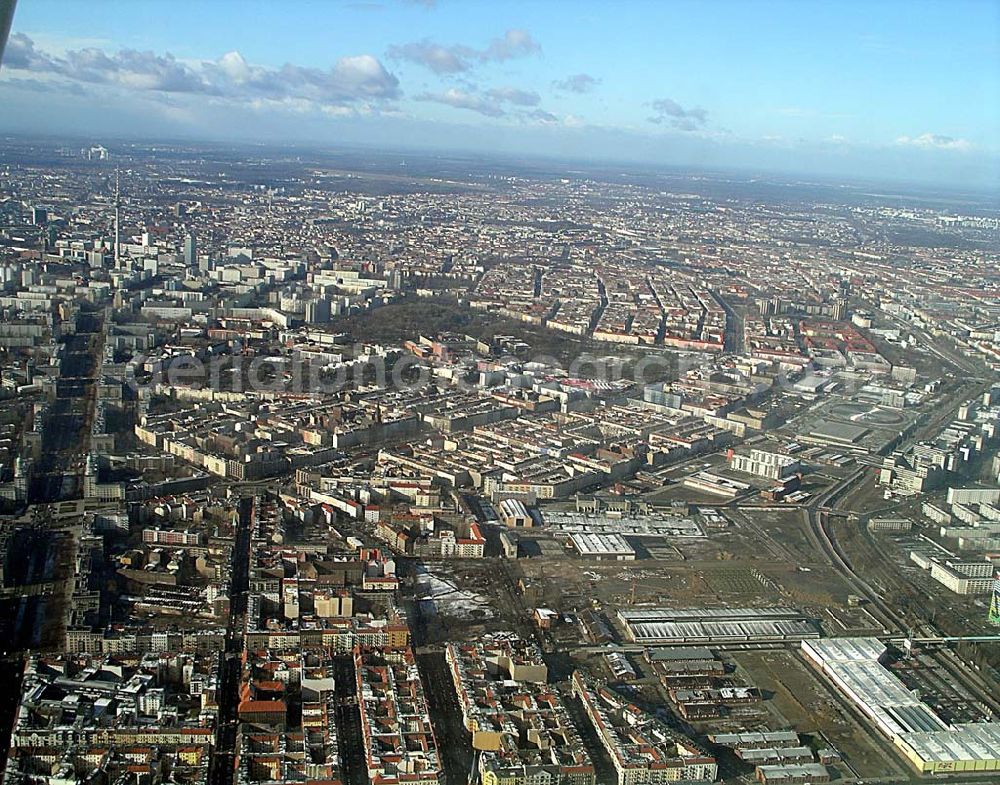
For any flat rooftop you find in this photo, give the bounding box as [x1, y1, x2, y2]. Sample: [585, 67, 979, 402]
[620, 607, 819, 644]
[808, 419, 870, 444]
[803, 637, 1000, 770]
[570, 532, 635, 556]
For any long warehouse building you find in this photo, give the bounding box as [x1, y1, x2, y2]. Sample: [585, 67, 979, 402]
[802, 637, 1000, 774]
[619, 607, 820, 645]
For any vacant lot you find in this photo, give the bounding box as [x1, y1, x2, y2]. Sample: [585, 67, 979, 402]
[733, 650, 910, 781]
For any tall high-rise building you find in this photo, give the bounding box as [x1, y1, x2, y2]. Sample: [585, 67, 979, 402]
[989, 573, 1000, 627]
[305, 297, 331, 324]
[184, 232, 197, 266]
[30, 206, 47, 226]
[12, 456, 28, 503]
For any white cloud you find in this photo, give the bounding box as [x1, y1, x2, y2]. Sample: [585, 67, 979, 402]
[416, 87, 505, 117]
[385, 41, 467, 74]
[482, 29, 540, 62]
[895, 133, 971, 152]
[648, 97, 708, 131]
[388, 28, 540, 74]
[527, 109, 559, 124]
[3, 33, 400, 109]
[417, 84, 544, 117]
[486, 86, 539, 106]
[553, 73, 600, 93]
[216, 51, 253, 82]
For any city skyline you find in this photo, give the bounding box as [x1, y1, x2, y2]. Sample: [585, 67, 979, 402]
[1, 6, 1000, 785]
[0, 0, 997, 188]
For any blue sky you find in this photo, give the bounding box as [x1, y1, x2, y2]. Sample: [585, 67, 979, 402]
[1, 0, 997, 187]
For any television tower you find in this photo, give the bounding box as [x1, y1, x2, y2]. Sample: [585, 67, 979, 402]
[114, 168, 121, 269]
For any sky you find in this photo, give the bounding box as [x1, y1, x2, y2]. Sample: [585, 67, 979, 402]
[1, 0, 998, 188]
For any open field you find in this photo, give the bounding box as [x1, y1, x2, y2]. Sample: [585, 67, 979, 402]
[732, 649, 911, 782]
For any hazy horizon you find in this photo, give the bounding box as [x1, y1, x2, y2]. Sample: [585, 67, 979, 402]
[4, 129, 999, 209]
[1, 0, 997, 190]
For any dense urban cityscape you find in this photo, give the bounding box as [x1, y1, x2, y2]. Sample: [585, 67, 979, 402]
[0, 0, 999, 783]
[0, 135, 995, 785]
